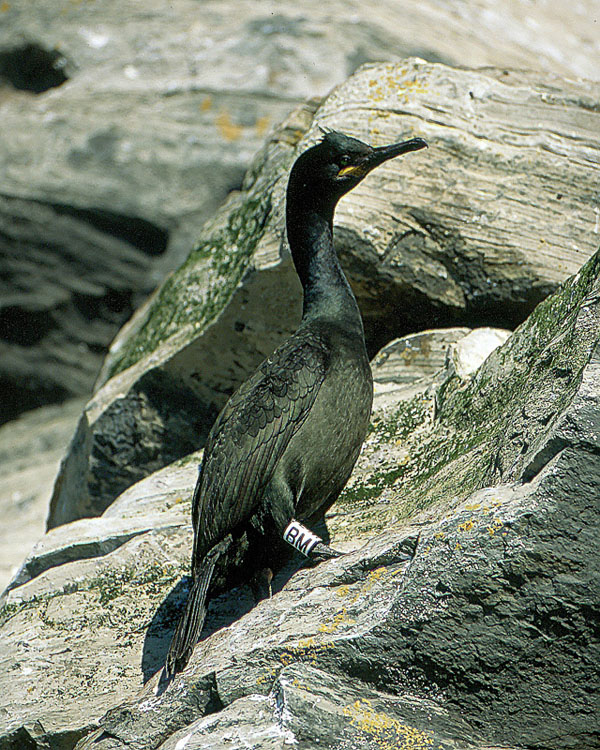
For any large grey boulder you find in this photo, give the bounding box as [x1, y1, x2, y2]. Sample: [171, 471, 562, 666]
[2, 0, 599, 419]
[1, 245, 599, 748]
[47, 59, 600, 528]
[156, 662, 497, 750]
[76, 250, 600, 750]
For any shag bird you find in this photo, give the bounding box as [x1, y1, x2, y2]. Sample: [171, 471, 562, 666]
[165, 129, 427, 677]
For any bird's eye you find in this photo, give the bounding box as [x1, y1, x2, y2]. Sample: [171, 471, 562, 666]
[339, 155, 352, 167]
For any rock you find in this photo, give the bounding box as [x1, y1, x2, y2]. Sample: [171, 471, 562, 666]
[443, 327, 511, 381]
[0, 398, 84, 591]
[370, 327, 478, 413]
[0, 195, 168, 423]
[2, 1, 598, 99]
[2, 244, 599, 748]
[0, 459, 194, 749]
[1, 0, 599, 418]
[156, 663, 505, 750]
[98, 664, 501, 750]
[371, 327, 472, 385]
[47, 59, 600, 528]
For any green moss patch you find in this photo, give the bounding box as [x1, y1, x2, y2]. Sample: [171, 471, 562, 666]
[108, 190, 273, 378]
[332, 249, 600, 541]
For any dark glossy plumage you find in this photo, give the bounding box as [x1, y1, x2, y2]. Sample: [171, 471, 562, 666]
[164, 130, 427, 677]
[191, 326, 329, 561]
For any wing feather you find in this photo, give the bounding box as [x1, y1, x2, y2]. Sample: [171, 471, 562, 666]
[192, 328, 329, 560]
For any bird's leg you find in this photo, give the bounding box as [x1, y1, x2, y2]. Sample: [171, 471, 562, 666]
[250, 566, 274, 601]
[282, 519, 343, 562]
[266, 480, 343, 562]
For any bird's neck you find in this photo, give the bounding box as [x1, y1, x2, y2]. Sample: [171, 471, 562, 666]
[286, 207, 363, 333]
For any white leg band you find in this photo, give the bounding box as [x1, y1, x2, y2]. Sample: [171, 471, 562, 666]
[283, 520, 322, 556]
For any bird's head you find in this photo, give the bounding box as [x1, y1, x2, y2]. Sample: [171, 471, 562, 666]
[287, 129, 428, 215]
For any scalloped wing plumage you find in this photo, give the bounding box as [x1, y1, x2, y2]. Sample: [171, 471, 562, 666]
[191, 328, 329, 562]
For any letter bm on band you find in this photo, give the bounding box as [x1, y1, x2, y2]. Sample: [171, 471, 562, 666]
[283, 520, 322, 556]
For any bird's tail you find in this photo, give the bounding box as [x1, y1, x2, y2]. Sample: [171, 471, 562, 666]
[164, 535, 232, 678]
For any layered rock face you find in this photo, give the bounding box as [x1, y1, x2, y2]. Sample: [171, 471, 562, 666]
[1, 254, 598, 749]
[1, 0, 599, 420]
[1, 8, 599, 748]
[45, 59, 600, 529]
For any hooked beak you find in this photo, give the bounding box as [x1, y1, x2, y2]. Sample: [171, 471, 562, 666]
[337, 137, 428, 179]
[369, 137, 428, 167]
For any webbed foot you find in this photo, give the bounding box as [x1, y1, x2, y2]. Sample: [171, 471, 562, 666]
[309, 540, 343, 562]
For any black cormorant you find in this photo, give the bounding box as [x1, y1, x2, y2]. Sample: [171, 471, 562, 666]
[165, 130, 427, 677]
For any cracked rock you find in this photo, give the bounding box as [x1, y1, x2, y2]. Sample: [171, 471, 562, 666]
[48, 59, 600, 527]
[1, 247, 599, 748]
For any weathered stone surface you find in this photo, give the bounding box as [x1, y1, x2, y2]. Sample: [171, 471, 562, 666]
[0, 195, 167, 423]
[0, 398, 84, 591]
[47, 59, 600, 528]
[371, 328, 471, 385]
[0, 464, 193, 749]
[143, 665, 500, 750]
[2, 0, 599, 416]
[3, 0, 598, 98]
[2, 245, 599, 749]
[74, 248, 600, 750]
[443, 327, 511, 381]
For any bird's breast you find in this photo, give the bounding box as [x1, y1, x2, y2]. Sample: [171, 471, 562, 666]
[284, 338, 373, 518]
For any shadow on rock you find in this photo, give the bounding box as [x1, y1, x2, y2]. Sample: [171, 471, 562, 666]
[142, 547, 313, 683]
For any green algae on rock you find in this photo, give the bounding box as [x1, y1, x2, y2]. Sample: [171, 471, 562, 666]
[330, 249, 600, 541]
[107, 191, 273, 380]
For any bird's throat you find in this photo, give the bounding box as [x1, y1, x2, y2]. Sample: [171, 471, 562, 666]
[287, 208, 362, 330]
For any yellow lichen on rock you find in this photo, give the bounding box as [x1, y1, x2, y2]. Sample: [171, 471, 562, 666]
[343, 698, 435, 750]
[255, 115, 271, 137]
[487, 518, 504, 535]
[336, 584, 350, 599]
[216, 109, 243, 141]
[318, 607, 355, 634]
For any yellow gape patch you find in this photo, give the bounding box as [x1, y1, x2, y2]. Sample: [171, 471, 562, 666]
[337, 163, 369, 178]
